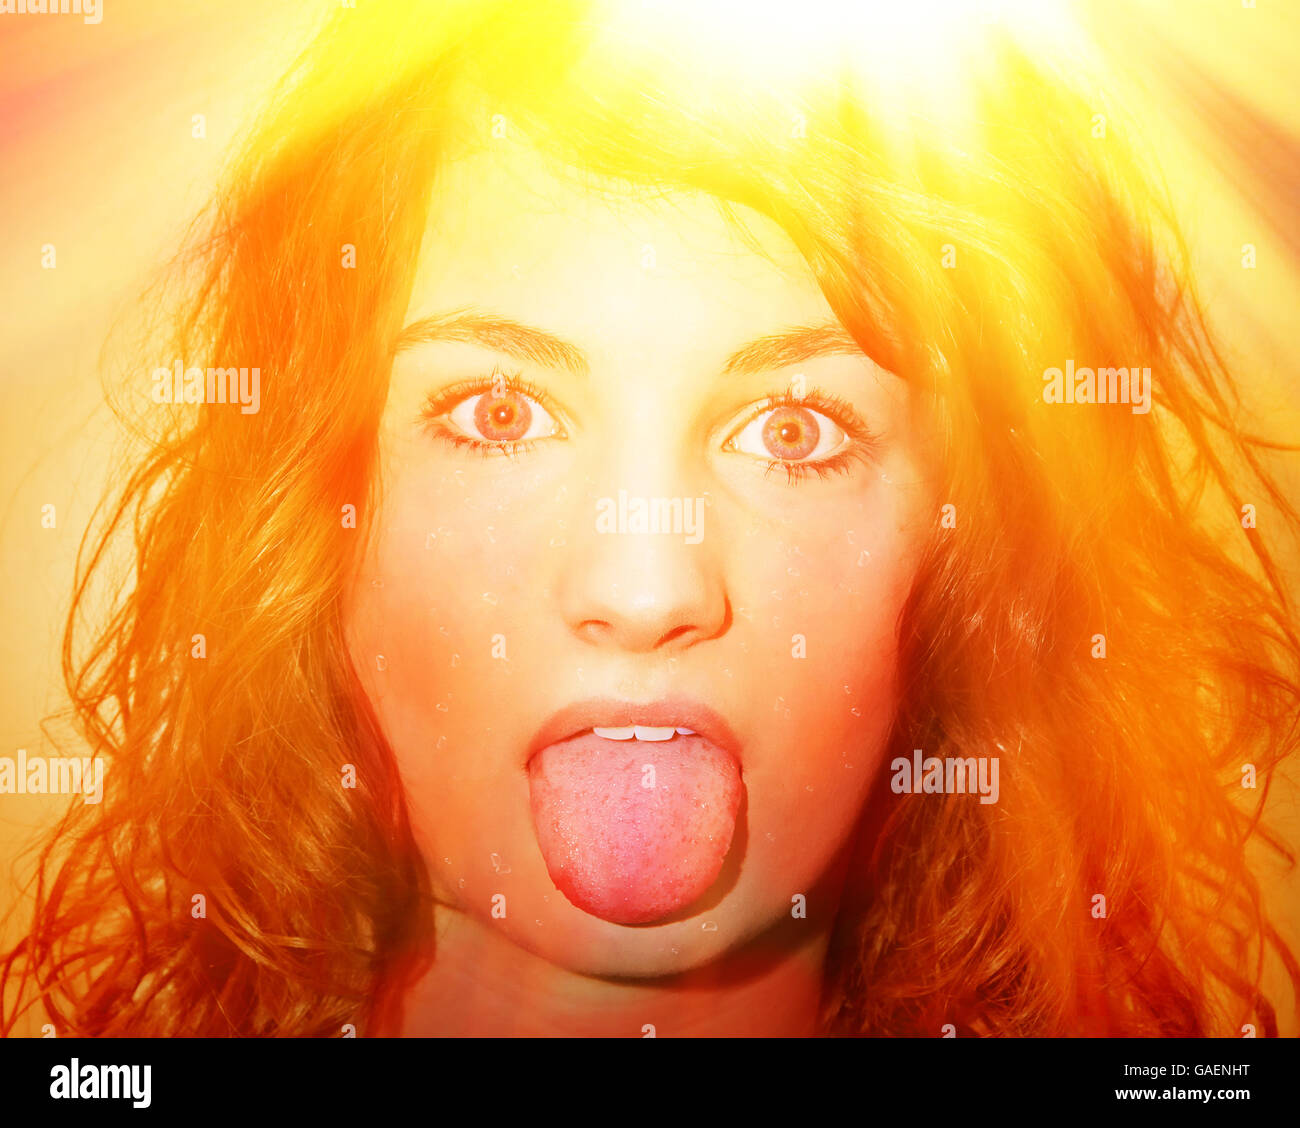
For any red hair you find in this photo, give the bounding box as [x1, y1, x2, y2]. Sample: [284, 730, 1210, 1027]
[4, 0, 1297, 1035]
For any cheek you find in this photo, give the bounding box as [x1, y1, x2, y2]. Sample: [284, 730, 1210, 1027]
[723, 494, 913, 889]
[350, 463, 549, 682]
[727, 479, 911, 721]
[345, 465, 579, 892]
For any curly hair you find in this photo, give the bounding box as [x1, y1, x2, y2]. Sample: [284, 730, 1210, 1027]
[4, 0, 1297, 1035]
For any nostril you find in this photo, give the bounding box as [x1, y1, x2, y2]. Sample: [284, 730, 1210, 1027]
[656, 625, 695, 648]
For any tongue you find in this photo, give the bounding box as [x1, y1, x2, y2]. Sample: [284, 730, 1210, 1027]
[528, 733, 743, 925]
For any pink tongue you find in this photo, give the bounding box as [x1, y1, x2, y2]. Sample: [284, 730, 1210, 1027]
[528, 733, 743, 925]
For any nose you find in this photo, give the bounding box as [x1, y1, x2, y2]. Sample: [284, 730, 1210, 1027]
[557, 494, 729, 653]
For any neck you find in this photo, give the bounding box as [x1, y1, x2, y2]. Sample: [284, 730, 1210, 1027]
[389, 907, 831, 1036]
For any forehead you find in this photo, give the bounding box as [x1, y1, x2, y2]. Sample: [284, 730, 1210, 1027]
[404, 142, 839, 363]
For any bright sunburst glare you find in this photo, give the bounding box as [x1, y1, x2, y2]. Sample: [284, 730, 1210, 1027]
[615, 0, 1086, 94]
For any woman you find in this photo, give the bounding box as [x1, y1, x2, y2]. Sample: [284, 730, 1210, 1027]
[3, 0, 1297, 1036]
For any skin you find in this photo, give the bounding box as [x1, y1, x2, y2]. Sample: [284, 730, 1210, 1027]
[344, 141, 936, 1035]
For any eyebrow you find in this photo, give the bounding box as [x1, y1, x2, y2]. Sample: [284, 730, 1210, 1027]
[719, 322, 866, 377]
[393, 311, 865, 378]
[394, 311, 590, 377]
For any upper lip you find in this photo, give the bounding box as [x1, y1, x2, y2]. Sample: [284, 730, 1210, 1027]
[526, 697, 743, 765]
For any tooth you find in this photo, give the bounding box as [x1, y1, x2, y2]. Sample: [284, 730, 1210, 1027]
[675, 727, 696, 735]
[593, 726, 635, 740]
[633, 726, 675, 742]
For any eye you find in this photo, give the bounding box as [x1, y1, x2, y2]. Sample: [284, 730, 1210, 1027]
[426, 376, 564, 452]
[449, 386, 556, 442]
[727, 402, 849, 463]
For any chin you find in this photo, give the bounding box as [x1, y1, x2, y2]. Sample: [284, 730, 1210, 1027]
[505, 900, 763, 980]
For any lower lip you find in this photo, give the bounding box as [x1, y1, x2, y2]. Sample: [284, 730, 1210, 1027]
[527, 731, 744, 925]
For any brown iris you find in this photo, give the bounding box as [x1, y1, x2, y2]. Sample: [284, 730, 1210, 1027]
[761, 405, 819, 460]
[473, 389, 533, 442]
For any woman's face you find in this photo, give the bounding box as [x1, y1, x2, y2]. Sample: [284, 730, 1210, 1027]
[345, 142, 935, 977]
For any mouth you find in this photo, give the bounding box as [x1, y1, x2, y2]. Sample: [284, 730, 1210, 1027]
[526, 698, 745, 926]
[525, 698, 743, 764]
[589, 725, 696, 740]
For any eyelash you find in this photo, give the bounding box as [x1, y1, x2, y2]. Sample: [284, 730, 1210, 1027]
[418, 373, 880, 482]
[730, 389, 881, 484]
[419, 367, 553, 459]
